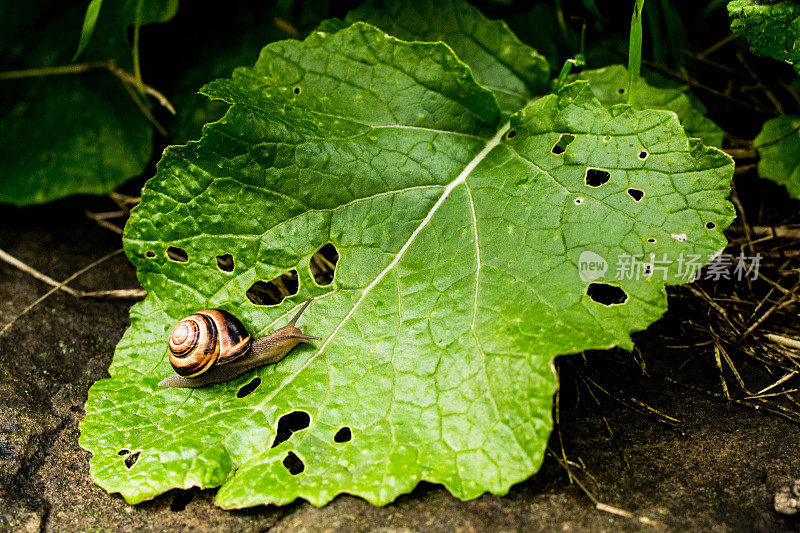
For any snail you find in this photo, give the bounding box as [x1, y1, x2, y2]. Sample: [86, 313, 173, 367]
[158, 298, 321, 388]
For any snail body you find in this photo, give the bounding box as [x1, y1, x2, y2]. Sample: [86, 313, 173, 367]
[159, 298, 320, 388]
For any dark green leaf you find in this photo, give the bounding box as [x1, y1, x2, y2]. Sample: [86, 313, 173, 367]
[0, 1, 176, 205]
[754, 115, 800, 199]
[341, 0, 551, 117]
[728, 0, 800, 75]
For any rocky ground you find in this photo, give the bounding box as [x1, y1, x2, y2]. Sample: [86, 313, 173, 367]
[1, 198, 799, 532]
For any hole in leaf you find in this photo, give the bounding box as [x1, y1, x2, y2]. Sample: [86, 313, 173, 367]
[124, 451, 140, 469]
[551, 134, 575, 154]
[145, 251, 155, 259]
[237, 377, 261, 398]
[310, 243, 339, 286]
[283, 451, 304, 475]
[246, 270, 298, 306]
[271, 410, 311, 448]
[587, 283, 628, 305]
[166, 247, 188, 262]
[603, 135, 611, 142]
[506, 129, 516, 139]
[216, 253, 234, 272]
[574, 197, 584, 205]
[334, 427, 352, 443]
[638, 150, 649, 160]
[642, 263, 653, 276]
[627, 188, 644, 201]
[585, 168, 610, 187]
[672, 233, 687, 242]
[294, 87, 301, 94]
[647, 238, 656, 243]
[706, 222, 716, 229]
[170, 490, 194, 512]
[117, 448, 130, 456]
[617, 87, 625, 95]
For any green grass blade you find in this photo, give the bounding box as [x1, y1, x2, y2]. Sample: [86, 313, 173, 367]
[74, 0, 104, 60]
[627, 0, 646, 105]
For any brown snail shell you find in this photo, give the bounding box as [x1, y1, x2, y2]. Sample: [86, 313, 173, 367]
[168, 309, 251, 377]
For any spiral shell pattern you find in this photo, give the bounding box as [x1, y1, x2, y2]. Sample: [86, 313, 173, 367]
[168, 310, 251, 377]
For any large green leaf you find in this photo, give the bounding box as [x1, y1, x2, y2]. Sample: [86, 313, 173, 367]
[728, 0, 800, 75]
[80, 22, 734, 507]
[754, 115, 800, 199]
[0, 2, 175, 206]
[330, 0, 550, 116]
[574, 65, 723, 148]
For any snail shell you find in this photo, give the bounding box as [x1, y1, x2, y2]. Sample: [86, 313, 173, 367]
[168, 310, 251, 377]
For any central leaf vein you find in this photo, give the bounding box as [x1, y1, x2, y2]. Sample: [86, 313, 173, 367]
[249, 120, 512, 417]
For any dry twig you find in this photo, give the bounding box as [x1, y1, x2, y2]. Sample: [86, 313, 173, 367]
[0, 60, 174, 135]
[0, 247, 145, 304]
[0, 249, 147, 338]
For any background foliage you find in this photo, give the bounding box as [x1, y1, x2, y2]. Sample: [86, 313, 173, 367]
[3, 0, 799, 512]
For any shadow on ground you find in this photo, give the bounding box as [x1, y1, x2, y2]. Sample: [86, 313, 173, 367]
[1, 199, 799, 532]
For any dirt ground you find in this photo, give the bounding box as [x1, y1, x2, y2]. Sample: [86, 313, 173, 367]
[1, 198, 799, 532]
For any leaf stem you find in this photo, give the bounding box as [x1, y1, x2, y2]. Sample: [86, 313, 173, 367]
[554, 58, 584, 93]
[132, 0, 145, 96]
[0, 62, 106, 78]
[627, 0, 646, 105]
[0, 60, 175, 115]
[118, 71, 168, 136]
